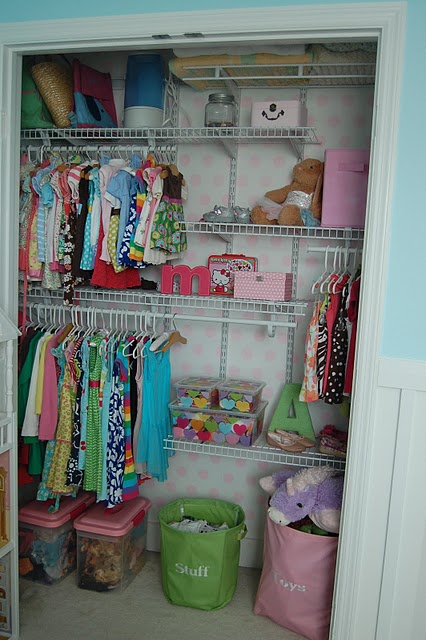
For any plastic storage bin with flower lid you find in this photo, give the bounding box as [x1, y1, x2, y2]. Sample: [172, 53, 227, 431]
[169, 400, 267, 447]
[74, 497, 151, 592]
[217, 379, 266, 413]
[175, 376, 222, 410]
[18, 491, 95, 585]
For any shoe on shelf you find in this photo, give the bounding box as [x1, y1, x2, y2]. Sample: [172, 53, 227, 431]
[233, 206, 251, 223]
[319, 425, 348, 458]
[202, 205, 235, 223]
[275, 429, 316, 449]
[266, 431, 308, 453]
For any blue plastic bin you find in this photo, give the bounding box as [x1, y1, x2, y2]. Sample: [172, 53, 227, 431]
[124, 54, 164, 109]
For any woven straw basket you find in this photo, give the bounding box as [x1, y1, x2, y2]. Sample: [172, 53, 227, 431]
[31, 62, 73, 128]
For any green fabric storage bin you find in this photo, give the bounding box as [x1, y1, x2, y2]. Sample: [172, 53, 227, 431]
[158, 498, 247, 610]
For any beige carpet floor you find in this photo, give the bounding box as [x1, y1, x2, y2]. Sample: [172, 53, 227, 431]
[19, 551, 303, 639]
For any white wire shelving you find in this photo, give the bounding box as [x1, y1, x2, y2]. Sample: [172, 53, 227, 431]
[20, 126, 318, 143]
[26, 286, 308, 317]
[20, 126, 318, 160]
[184, 222, 365, 241]
[163, 434, 346, 470]
[178, 61, 376, 90]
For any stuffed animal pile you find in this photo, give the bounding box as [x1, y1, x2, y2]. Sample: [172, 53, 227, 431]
[260, 465, 344, 534]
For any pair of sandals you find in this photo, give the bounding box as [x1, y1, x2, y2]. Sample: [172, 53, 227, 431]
[319, 425, 348, 458]
[202, 205, 251, 224]
[266, 430, 316, 453]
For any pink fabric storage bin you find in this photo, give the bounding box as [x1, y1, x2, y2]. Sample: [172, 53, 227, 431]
[251, 100, 307, 128]
[234, 272, 293, 301]
[254, 515, 338, 640]
[321, 149, 370, 228]
[18, 491, 95, 584]
[74, 497, 151, 592]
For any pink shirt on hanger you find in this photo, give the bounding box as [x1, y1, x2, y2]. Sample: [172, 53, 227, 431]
[38, 326, 69, 441]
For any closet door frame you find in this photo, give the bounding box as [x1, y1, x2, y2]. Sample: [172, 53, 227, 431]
[0, 3, 406, 640]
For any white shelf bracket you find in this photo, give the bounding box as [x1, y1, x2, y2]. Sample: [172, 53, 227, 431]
[220, 139, 238, 159]
[267, 315, 277, 338]
[289, 139, 303, 161]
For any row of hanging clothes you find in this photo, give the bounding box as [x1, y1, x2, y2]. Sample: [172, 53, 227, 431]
[19, 144, 188, 306]
[299, 246, 362, 406]
[18, 304, 187, 511]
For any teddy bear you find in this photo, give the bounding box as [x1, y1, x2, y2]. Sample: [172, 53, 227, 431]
[251, 157, 324, 226]
[259, 465, 344, 533]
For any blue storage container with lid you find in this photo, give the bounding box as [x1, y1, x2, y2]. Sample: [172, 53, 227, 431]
[124, 54, 164, 109]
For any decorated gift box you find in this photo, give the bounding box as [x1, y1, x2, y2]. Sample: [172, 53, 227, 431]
[169, 401, 268, 447]
[174, 376, 223, 409]
[217, 378, 265, 413]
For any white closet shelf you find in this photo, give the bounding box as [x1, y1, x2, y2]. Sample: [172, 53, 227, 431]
[20, 126, 318, 144]
[26, 286, 308, 317]
[177, 62, 376, 90]
[184, 221, 365, 241]
[163, 434, 346, 470]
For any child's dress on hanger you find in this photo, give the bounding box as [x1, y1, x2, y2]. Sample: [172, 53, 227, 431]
[150, 166, 187, 257]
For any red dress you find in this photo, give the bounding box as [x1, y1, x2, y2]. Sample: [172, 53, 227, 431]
[90, 213, 141, 289]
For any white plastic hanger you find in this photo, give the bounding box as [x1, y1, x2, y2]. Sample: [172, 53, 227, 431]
[311, 245, 330, 295]
[321, 246, 339, 294]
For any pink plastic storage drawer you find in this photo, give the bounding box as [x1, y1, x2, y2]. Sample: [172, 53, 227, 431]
[18, 491, 95, 585]
[234, 272, 293, 301]
[321, 149, 370, 228]
[74, 497, 151, 592]
[251, 100, 307, 128]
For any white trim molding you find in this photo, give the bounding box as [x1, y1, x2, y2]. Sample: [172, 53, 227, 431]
[378, 357, 426, 391]
[0, 4, 407, 640]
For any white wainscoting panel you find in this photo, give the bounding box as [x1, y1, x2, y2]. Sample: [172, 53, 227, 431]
[376, 358, 426, 640]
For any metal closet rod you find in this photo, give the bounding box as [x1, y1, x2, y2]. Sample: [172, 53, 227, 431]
[307, 245, 362, 254]
[25, 302, 296, 338]
[22, 144, 174, 153]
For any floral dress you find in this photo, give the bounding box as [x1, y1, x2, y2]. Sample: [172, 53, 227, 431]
[150, 167, 187, 256]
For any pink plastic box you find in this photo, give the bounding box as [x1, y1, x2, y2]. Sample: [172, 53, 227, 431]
[74, 497, 151, 592]
[321, 149, 370, 228]
[18, 491, 95, 584]
[251, 100, 307, 128]
[234, 272, 293, 301]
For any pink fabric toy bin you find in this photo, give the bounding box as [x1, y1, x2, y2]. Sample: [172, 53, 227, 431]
[254, 515, 338, 640]
[321, 149, 370, 228]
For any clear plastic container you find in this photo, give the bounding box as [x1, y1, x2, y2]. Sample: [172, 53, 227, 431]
[18, 491, 95, 585]
[204, 93, 236, 127]
[169, 400, 268, 447]
[74, 497, 151, 593]
[217, 378, 266, 413]
[175, 376, 222, 409]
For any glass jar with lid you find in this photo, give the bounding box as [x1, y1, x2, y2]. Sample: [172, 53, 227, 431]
[204, 93, 237, 127]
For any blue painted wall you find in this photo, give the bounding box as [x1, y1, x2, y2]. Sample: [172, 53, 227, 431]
[2, 1, 423, 359]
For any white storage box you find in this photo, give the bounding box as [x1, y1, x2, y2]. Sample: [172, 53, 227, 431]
[251, 100, 307, 128]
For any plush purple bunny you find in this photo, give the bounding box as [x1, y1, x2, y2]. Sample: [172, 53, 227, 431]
[259, 466, 344, 533]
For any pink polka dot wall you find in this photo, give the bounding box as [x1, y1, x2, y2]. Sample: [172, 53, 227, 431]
[140, 84, 373, 563]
